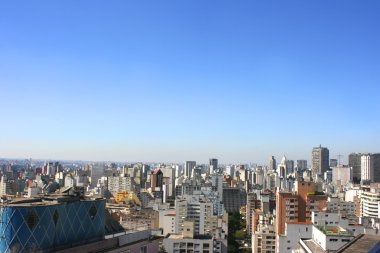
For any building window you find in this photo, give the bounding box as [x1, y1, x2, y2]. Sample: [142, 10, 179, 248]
[140, 245, 147, 253]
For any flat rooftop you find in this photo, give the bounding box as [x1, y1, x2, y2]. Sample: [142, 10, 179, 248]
[316, 226, 353, 236]
[167, 234, 212, 240]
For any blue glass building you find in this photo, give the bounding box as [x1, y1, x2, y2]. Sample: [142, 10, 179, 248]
[0, 196, 105, 252]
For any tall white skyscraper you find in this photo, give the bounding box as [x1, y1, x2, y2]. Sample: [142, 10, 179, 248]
[361, 154, 374, 182]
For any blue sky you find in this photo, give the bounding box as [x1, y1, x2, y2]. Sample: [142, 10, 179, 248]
[1, 1, 379, 164]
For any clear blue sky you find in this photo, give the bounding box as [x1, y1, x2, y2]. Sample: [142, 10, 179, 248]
[1, 1, 379, 164]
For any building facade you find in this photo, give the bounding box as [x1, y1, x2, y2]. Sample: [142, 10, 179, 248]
[311, 145, 329, 178]
[0, 196, 105, 252]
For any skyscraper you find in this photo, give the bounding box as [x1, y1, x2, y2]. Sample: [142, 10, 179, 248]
[269, 156, 276, 171]
[311, 145, 329, 177]
[209, 158, 218, 174]
[296, 160, 307, 170]
[349, 153, 362, 183]
[185, 161, 196, 178]
[361, 154, 374, 182]
[286, 160, 294, 175]
[372, 153, 380, 183]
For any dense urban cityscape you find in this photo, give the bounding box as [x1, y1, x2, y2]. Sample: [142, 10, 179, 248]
[0, 147, 380, 252]
[2, 1, 380, 253]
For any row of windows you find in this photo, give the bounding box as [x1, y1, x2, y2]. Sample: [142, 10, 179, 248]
[329, 238, 351, 242]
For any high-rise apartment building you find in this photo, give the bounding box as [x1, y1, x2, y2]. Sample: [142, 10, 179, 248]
[311, 145, 329, 177]
[276, 181, 327, 235]
[174, 195, 217, 235]
[361, 154, 374, 182]
[360, 183, 380, 218]
[252, 219, 276, 253]
[246, 193, 261, 235]
[108, 175, 133, 196]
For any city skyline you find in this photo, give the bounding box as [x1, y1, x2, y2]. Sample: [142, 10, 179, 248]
[1, 1, 380, 163]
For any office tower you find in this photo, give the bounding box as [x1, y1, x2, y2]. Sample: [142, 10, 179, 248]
[209, 158, 218, 174]
[296, 160, 307, 170]
[184, 161, 196, 178]
[90, 163, 105, 188]
[311, 145, 329, 177]
[269, 156, 276, 171]
[330, 159, 338, 168]
[372, 153, 380, 183]
[286, 160, 294, 175]
[349, 153, 362, 183]
[361, 154, 374, 182]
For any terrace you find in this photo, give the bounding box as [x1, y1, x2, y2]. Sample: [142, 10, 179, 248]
[316, 226, 353, 236]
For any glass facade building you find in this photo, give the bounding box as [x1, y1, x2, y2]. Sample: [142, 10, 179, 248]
[0, 197, 105, 252]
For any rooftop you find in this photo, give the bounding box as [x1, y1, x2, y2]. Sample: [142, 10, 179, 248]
[316, 226, 353, 237]
[302, 239, 326, 253]
[167, 233, 213, 240]
[1, 195, 103, 207]
[338, 234, 380, 253]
